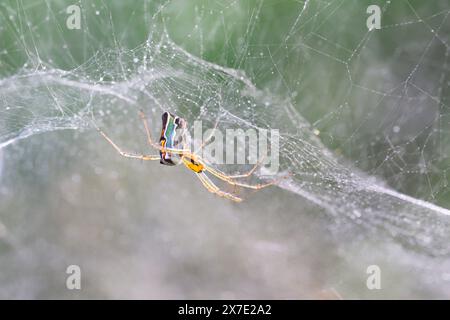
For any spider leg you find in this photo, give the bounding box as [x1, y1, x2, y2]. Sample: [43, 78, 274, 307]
[139, 110, 164, 150]
[183, 151, 280, 190]
[196, 172, 243, 202]
[202, 163, 288, 190]
[193, 152, 267, 180]
[227, 155, 267, 179]
[97, 128, 160, 161]
[194, 117, 221, 154]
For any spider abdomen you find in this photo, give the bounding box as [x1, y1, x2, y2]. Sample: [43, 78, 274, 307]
[182, 157, 204, 173]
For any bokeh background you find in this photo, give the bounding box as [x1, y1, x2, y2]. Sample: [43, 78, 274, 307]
[0, 0, 450, 299]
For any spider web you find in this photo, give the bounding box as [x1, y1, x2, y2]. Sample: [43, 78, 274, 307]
[0, 0, 450, 263]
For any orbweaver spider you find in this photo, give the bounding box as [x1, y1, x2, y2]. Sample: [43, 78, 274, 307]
[96, 111, 281, 202]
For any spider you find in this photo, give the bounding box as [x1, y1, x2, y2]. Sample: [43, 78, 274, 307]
[96, 111, 281, 202]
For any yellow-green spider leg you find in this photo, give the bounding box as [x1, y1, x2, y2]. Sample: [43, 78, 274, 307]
[196, 172, 243, 202]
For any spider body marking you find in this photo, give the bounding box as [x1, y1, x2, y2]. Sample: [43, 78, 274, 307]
[158, 111, 204, 173]
[158, 111, 180, 165]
